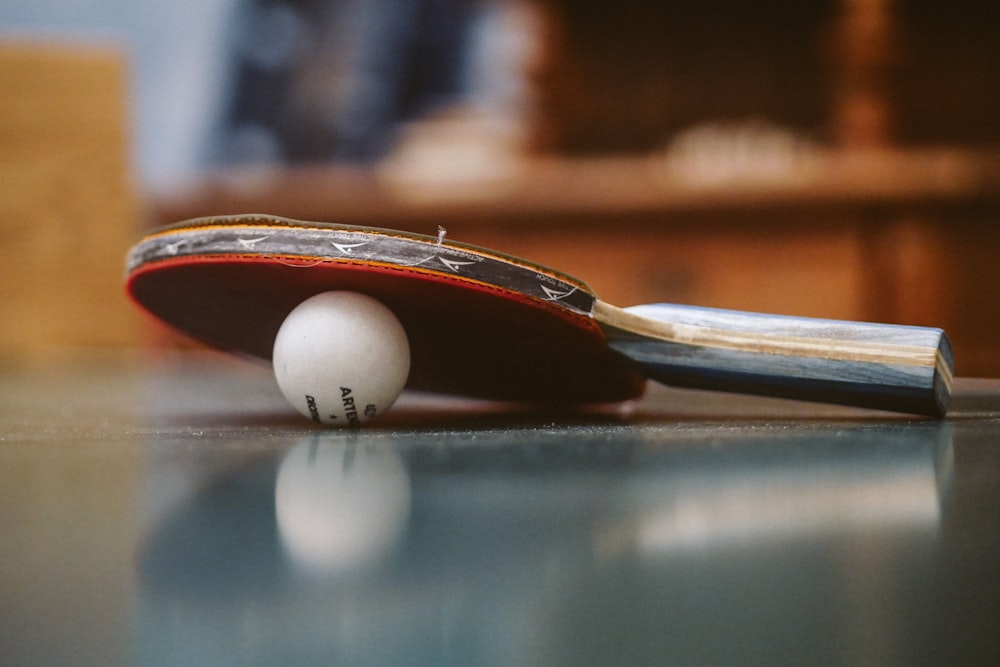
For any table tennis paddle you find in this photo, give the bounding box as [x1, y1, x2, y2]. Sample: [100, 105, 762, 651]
[125, 214, 953, 416]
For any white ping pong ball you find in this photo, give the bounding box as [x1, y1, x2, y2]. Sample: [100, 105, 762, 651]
[272, 291, 410, 425]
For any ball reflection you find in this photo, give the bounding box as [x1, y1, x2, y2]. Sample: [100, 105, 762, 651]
[275, 440, 411, 575]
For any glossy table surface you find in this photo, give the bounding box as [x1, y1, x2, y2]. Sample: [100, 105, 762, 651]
[2, 352, 999, 666]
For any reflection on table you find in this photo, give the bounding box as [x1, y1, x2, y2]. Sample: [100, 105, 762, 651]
[136, 421, 951, 666]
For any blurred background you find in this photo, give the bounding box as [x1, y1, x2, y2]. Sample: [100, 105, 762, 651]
[2, 0, 999, 374]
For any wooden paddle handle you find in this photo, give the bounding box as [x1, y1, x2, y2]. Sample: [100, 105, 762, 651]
[599, 303, 954, 416]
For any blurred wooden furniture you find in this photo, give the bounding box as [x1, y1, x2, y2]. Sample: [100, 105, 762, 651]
[0, 41, 139, 360]
[151, 148, 1000, 376]
[527, 0, 1000, 153]
[149, 1, 1000, 378]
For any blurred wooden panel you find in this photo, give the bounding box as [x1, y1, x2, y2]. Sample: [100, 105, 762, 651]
[527, 1, 1000, 153]
[891, 2, 1000, 145]
[900, 219, 1000, 377]
[0, 41, 139, 359]
[527, 0, 836, 154]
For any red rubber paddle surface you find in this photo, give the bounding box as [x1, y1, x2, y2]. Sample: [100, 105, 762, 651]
[127, 254, 646, 404]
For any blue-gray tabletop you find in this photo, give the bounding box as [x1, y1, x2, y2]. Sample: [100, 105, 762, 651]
[2, 353, 998, 666]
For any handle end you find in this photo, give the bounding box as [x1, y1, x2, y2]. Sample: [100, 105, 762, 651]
[601, 303, 955, 417]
